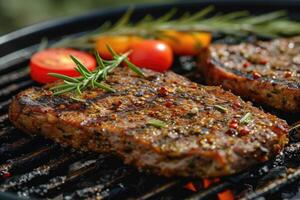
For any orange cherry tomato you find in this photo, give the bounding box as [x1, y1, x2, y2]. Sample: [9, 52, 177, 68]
[95, 35, 144, 59]
[158, 30, 212, 55]
[128, 40, 173, 72]
[30, 48, 96, 83]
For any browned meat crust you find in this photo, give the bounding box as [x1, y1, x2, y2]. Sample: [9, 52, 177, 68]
[198, 37, 300, 113]
[9, 67, 288, 178]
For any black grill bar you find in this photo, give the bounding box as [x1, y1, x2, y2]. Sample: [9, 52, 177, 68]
[0, 137, 34, 163]
[0, 128, 29, 146]
[0, 48, 33, 74]
[0, 99, 11, 113]
[135, 180, 181, 200]
[0, 152, 81, 192]
[187, 179, 232, 200]
[66, 183, 106, 200]
[0, 79, 34, 101]
[0, 72, 35, 114]
[0, 127, 18, 140]
[65, 166, 133, 200]
[24, 156, 109, 198]
[241, 167, 300, 200]
[0, 115, 12, 129]
[0, 144, 60, 179]
[0, 68, 29, 88]
[0, 114, 8, 123]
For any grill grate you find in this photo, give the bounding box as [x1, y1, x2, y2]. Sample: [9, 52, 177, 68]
[0, 32, 300, 200]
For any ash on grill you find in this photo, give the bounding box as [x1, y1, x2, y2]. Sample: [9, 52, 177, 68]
[0, 52, 300, 200]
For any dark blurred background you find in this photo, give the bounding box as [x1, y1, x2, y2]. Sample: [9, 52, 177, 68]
[0, 0, 173, 36]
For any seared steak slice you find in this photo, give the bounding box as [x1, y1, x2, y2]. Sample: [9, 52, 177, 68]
[9, 67, 288, 178]
[198, 37, 300, 113]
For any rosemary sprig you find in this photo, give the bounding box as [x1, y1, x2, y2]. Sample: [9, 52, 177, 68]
[49, 45, 144, 95]
[52, 6, 300, 49]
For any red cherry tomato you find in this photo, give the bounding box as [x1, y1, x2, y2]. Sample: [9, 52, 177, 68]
[30, 48, 96, 83]
[128, 40, 173, 72]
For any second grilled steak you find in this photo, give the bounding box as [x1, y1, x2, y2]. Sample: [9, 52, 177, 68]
[9, 67, 288, 178]
[198, 37, 300, 113]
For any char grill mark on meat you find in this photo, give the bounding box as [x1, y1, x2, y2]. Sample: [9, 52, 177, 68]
[9, 67, 288, 178]
[198, 37, 300, 113]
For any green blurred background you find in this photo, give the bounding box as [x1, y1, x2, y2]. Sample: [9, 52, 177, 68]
[0, 0, 173, 35]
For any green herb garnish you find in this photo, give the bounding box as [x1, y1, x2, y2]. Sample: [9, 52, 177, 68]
[147, 119, 167, 128]
[49, 45, 144, 95]
[214, 105, 228, 113]
[52, 6, 300, 49]
[240, 112, 253, 125]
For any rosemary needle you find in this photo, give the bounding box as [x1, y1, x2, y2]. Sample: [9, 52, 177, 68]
[147, 119, 167, 128]
[214, 105, 228, 113]
[240, 113, 253, 125]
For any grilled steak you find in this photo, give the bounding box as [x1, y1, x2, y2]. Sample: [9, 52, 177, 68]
[198, 37, 300, 113]
[9, 67, 288, 178]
